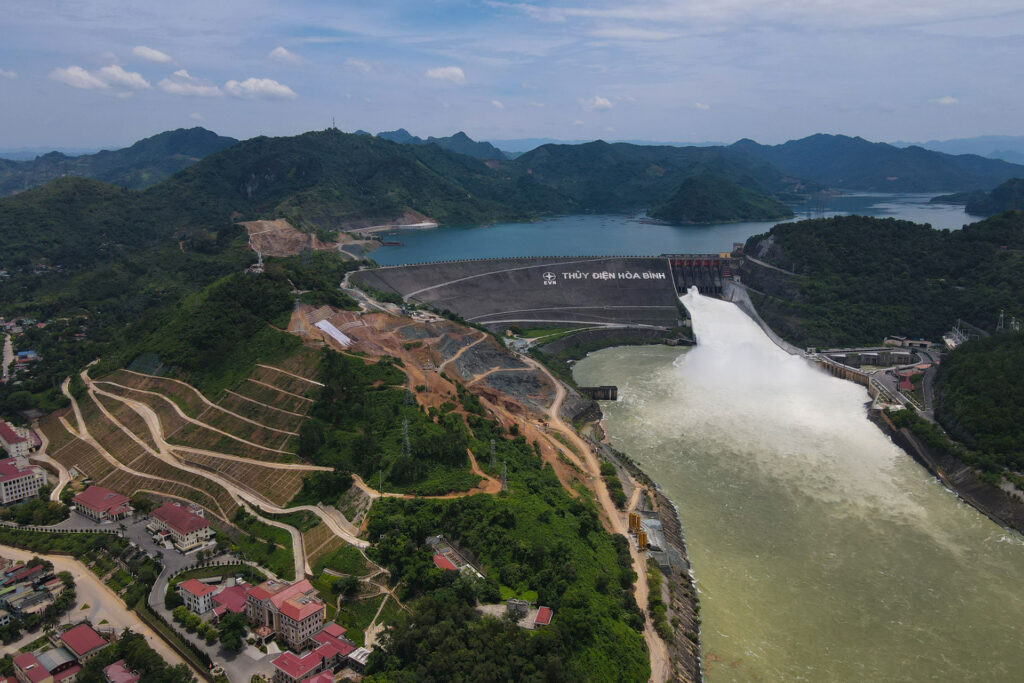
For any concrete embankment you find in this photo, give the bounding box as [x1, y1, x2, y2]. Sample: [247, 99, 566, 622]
[870, 411, 1024, 534]
[589, 436, 703, 683]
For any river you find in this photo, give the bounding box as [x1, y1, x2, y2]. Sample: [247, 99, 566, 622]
[371, 194, 974, 265]
[573, 290, 1024, 682]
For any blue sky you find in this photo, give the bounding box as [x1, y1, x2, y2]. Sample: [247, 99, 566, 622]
[1, 0, 1023, 148]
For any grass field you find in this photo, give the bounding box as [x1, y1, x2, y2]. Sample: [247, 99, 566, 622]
[333, 594, 385, 647]
[313, 543, 370, 577]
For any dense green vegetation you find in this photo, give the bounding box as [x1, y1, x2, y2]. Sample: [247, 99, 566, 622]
[0, 493, 68, 525]
[365, 423, 648, 682]
[934, 333, 1024, 473]
[743, 212, 1024, 346]
[732, 133, 1024, 191]
[932, 178, 1024, 216]
[298, 350, 479, 494]
[0, 127, 236, 196]
[510, 139, 799, 212]
[648, 174, 793, 224]
[228, 508, 296, 580]
[289, 470, 354, 507]
[78, 629, 196, 682]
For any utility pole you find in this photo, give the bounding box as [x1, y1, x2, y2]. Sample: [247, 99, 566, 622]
[997, 310, 1005, 333]
[402, 416, 410, 457]
[501, 459, 507, 492]
[490, 438, 496, 469]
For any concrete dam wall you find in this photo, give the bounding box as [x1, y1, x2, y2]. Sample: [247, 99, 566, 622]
[353, 256, 684, 330]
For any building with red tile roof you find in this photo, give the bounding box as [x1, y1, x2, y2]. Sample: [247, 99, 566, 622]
[71, 486, 132, 523]
[12, 652, 51, 683]
[102, 659, 139, 683]
[59, 623, 108, 661]
[432, 554, 458, 571]
[270, 623, 359, 683]
[0, 421, 30, 458]
[178, 579, 218, 614]
[246, 579, 325, 651]
[534, 606, 553, 627]
[149, 502, 212, 552]
[0, 457, 45, 504]
[210, 582, 249, 620]
[301, 673, 333, 683]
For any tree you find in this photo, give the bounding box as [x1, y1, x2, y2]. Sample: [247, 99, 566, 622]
[218, 612, 247, 652]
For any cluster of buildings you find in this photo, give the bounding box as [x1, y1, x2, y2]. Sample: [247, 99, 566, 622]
[0, 556, 65, 624]
[11, 622, 119, 683]
[174, 574, 371, 682]
[426, 535, 484, 579]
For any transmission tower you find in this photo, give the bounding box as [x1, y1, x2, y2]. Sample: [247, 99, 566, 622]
[490, 438, 496, 469]
[997, 310, 1005, 332]
[402, 416, 410, 457]
[501, 459, 507, 492]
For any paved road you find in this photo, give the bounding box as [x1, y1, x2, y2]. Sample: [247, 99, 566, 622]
[0, 542, 196, 675]
[2, 333, 12, 381]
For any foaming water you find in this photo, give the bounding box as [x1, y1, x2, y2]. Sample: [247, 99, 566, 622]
[574, 289, 1024, 682]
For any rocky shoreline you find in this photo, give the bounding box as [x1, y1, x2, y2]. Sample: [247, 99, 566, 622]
[588, 434, 704, 682]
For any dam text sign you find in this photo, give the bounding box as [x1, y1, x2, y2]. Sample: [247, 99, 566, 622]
[550, 270, 667, 284]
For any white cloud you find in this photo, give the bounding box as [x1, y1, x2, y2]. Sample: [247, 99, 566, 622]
[224, 77, 298, 100]
[425, 66, 466, 85]
[158, 70, 222, 97]
[580, 95, 612, 111]
[132, 45, 173, 63]
[491, 99, 505, 109]
[589, 26, 677, 41]
[695, 102, 710, 110]
[50, 65, 109, 90]
[573, 119, 584, 125]
[0, 69, 16, 79]
[932, 95, 958, 105]
[98, 65, 151, 89]
[344, 58, 372, 74]
[189, 112, 205, 121]
[528, 101, 545, 107]
[268, 46, 302, 65]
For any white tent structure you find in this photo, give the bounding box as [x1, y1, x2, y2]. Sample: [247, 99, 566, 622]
[314, 319, 353, 348]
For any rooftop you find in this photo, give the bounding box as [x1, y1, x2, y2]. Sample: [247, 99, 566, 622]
[60, 623, 107, 657]
[72, 486, 130, 514]
[212, 583, 249, 613]
[432, 554, 458, 572]
[103, 659, 140, 683]
[535, 606, 553, 626]
[179, 578, 218, 598]
[0, 458, 38, 483]
[272, 651, 322, 680]
[13, 653, 49, 683]
[152, 501, 210, 535]
[0, 422, 26, 444]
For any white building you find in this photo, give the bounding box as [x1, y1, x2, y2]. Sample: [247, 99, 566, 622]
[0, 457, 46, 504]
[178, 579, 217, 615]
[0, 422, 31, 458]
[148, 501, 213, 553]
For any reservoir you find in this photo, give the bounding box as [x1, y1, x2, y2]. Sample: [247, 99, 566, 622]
[372, 194, 973, 265]
[573, 290, 1024, 682]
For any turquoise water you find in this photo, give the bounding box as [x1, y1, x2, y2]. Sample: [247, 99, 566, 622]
[372, 194, 974, 265]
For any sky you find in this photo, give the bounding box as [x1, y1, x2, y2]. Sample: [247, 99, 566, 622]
[1, 0, 1023, 149]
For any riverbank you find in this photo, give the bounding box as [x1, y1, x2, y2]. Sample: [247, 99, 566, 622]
[586, 433, 703, 682]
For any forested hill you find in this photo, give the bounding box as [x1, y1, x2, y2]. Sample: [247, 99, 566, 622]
[741, 211, 1024, 346]
[931, 178, 1024, 216]
[0, 127, 237, 196]
[509, 140, 805, 212]
[731, 134, 1024, 192]
[648, 174, 793, 224]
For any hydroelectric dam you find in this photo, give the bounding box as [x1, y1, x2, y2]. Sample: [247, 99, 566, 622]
[352, 254, 738, 330]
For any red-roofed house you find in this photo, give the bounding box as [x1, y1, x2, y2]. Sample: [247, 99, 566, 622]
[301, 673, 333, 683]
[432, 554, 457, 572]
[0, 422, 31, 458]
[246, 579, 325, 650]
[210, 582, 249, 621]
[102, 659, 139, 683]
[71, 486, 132, 523]
[178, 579, 218, 615]
[13, 652, 52, 683]
[148, 502, 212, 552]
[534, 606, 553, 628]
[59, 623, 108, 662]
[0, 457, 45, 504]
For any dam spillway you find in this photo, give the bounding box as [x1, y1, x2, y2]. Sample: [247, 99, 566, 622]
[574, 289, 1024, 682]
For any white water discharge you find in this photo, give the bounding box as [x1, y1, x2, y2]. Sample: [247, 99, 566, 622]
[574, 289, 1024, 682]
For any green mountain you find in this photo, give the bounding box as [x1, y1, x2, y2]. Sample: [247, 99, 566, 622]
[509, 140, 804, 213]
[377, 129, 507, 160]
[932, 178, 1024, 216]
[648, 174, 793, 223]
[731, 134, 1024, 191]
[741, 211, 1024, 347]
[0, 127, 237, 196]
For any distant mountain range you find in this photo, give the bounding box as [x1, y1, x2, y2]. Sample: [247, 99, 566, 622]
[730, 134, 1024, 192]
[0, 127, 238, 196]
[376, 129, 507, 161]
[892, 135, 1024, 165]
